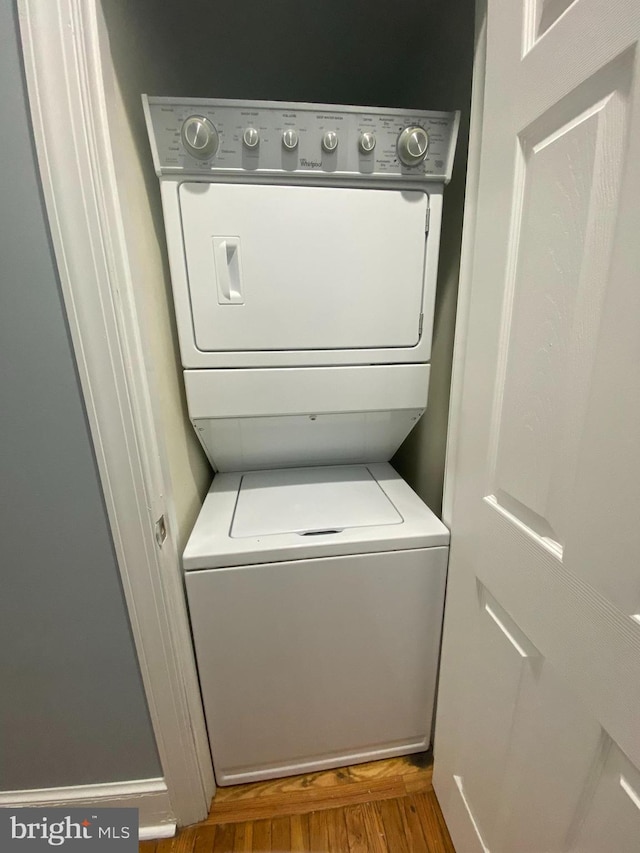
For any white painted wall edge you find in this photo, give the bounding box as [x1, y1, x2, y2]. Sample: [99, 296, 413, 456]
[0, 779, 175, 841]
[442, 0, 488, 528]
[17, 0, 215, 826]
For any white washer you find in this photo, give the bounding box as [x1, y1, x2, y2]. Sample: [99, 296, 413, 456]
[184, 463, 449, 785]
[143, 97, 459, 785]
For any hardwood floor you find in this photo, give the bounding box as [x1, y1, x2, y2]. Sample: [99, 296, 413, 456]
[140, 754, 455, 852]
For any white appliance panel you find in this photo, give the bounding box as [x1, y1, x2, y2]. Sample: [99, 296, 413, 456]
[184, 364, 429, 418]
[186, 546, 448, 785]
[185, 364, 429, 471]
[192, 411, 422, 471]
[180, 183, 428, 352]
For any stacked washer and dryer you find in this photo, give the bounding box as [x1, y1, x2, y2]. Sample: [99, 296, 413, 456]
[143, 97, 459, 786]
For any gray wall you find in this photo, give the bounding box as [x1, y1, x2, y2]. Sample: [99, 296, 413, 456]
[0, 0, 161, 790]
[102, 0, 475, 517]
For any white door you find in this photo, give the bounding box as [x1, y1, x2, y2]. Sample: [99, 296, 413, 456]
[435, 0, 640, 850]
[179, 183, 428, 351]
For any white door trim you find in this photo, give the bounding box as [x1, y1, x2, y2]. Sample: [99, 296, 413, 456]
[17, 0, 215, 827]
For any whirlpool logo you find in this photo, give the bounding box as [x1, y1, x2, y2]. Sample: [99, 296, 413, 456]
[1, 809, 138, 851]
[300, 157, 322, 168]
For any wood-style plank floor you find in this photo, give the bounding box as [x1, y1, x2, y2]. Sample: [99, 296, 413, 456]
[140, 754, 455, 852]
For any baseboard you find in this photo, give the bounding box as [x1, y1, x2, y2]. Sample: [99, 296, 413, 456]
[0, 778, 176, 840]
[139, 823, 176, 841]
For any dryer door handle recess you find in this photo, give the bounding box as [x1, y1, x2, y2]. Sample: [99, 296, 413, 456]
[213, 236, 244, 304]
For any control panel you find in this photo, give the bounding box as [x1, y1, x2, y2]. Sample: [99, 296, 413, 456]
[143, 96, 460, 183]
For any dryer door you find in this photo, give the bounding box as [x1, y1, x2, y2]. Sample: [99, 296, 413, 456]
[179, 183, 428, 352]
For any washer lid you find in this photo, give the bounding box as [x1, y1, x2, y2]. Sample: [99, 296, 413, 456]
[184, 463, 450, 570]
[231, 466, 402, 538]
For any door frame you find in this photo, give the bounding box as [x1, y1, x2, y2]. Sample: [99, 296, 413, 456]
[17, 0, 215, 828]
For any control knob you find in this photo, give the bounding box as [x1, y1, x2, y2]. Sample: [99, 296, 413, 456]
[282, 129, 299, 150]
[397, 126, 429, 166]
[243, 127, 260, 149]
[359, 131, 376, 153]
[322, 131, 338, 152]
[181, 115, 218, 159]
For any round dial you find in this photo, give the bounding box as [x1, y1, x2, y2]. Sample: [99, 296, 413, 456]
[181, 115, 218, 159]
[282, 129, 299, 150]
[359, 131, 376, 153]
[397, 126, 429, 166]
[243, 127, 260, 149]
[322, 130, 338, 152]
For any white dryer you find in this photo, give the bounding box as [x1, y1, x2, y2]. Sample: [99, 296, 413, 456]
[143, 97, 459, 784]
